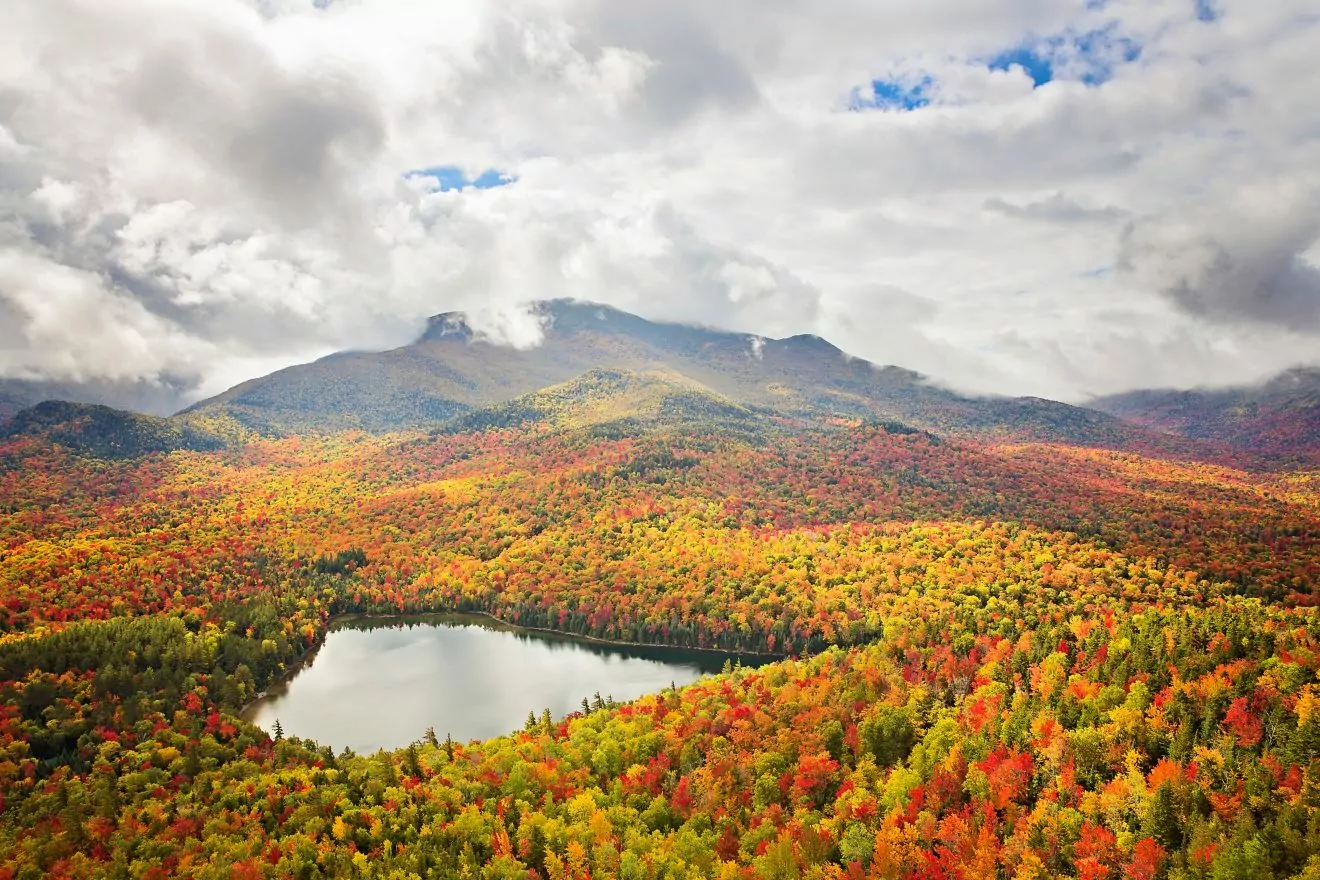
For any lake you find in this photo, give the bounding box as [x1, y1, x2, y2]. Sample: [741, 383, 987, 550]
[243, 613, 770, 752]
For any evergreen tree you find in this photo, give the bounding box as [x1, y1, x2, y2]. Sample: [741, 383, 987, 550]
[405, 743, 423, 778]
[1145, 783, 1184, 852]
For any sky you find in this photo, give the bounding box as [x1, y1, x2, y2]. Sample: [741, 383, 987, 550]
[1, 0, 1319, 411]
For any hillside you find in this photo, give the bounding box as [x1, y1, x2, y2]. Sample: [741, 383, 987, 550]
[1093, 367, 1320, 464]
[441, 367, 774, 436]
[2, 399, 1318, 878]
[183, 299, 1147, 447]
[0, 400, 227, 460]
[3, 308, 1318, 880]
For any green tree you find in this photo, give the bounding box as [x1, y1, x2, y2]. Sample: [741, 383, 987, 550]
[860, 706, 915, 768]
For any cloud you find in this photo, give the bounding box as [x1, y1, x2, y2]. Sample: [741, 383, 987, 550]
[984, 193, 1128, 224]
[0, 248, 216, 383]
[581, 0, 761, 128]
[386, 191, 823, 349]
[0, 0, 1318, 411]
[1118, 183, 1320, 329]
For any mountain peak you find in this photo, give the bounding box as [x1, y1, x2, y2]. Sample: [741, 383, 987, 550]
[772, 334, 844, 355]
[420, 312, 476, 343]
[420, 300, 667, 344]
[540, 298, 631, 321]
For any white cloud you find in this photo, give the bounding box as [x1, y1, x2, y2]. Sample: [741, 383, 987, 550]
[0, 0, 1317, 409]
[0, 248, 216, 382]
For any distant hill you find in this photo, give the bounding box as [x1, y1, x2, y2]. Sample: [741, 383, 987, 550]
[0, 381, 89, 426]
[183, 299, 1148, 447]
[0, 400, 227, 459]
[1092, 367, 1320, 464]
[0, 377, 188, 425]
[0, 394, 27, 427]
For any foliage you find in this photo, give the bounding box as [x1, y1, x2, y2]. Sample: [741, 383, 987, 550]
[1094, 367, 1320, 466]
[0, 389, 1318, 877]
[1, 401, 226, 460]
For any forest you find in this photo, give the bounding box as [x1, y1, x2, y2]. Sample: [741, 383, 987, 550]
[0, 411, 1318, 879]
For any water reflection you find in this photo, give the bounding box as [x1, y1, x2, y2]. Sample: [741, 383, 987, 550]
[244, 613, 770, 753]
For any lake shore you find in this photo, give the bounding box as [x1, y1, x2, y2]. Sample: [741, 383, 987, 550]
[240, 609, 784, 723]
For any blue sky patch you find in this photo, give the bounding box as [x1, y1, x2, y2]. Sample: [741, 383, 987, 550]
[407, 166, 516, 193]
[1194, 0, 1219, 22]
[849, 76, 933, 112]
[988, 24, 1140, 89]
[989, 46, 1055, 87]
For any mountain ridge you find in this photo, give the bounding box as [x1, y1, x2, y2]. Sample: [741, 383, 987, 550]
[1092, 367, 1320, 464]
[0, 400, 227, 459]
[179, 299, 1150, 447]
[5, 299, 1280, 463]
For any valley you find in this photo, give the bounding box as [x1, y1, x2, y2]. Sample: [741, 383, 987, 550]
[0, 302, 1317, 879]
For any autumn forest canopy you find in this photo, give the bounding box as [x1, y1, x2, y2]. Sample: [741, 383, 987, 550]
[2, 302, 1320, 880]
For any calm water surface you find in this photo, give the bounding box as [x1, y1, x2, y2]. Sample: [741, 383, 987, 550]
[244, 614, 768, 752]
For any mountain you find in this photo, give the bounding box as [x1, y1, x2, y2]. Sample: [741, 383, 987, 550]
[183, 299, 1144, 446]
[1092, 367, 1320, 464]
[0, 400, 226, 459]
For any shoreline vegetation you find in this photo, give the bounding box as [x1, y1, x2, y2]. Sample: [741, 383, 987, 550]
[332, 609, 786, 659]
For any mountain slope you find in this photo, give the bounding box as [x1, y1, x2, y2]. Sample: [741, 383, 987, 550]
[0, 400, 227, 459]
[184, 299, 1148, 447]
[443, 367, 771, 436]
[1092, 367, 1320, 463]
